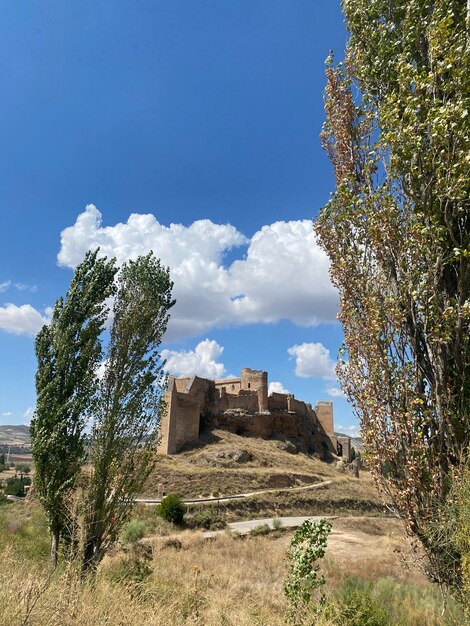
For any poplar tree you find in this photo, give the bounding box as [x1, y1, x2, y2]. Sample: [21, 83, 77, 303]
[316, 0, 470, 588]
[80, 253, 174, 573]
[31, 250, 117, 567]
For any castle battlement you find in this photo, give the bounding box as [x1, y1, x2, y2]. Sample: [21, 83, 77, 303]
[158, 368, 336, 455]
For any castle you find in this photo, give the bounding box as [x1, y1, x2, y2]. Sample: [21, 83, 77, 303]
[158, 367, 344, 457]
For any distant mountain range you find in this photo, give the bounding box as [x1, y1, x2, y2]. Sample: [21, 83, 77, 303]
[0, 425, 31, 448]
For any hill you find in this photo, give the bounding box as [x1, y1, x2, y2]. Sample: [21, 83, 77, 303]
[145, 428, 384, 520]
[0, 425, 30, 448]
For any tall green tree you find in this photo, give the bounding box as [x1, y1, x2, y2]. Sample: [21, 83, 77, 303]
[80, 253, 174, 574]
[316, 0, 470, 589]
[31, 250, 117, 567]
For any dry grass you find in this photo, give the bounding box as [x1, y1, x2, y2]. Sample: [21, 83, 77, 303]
[184, 473, 385, 522]
[144, 429, 339, 498]
[144, 429, 386, 526]
[0, 529, 288, 626]
[0, 502, 464, 626]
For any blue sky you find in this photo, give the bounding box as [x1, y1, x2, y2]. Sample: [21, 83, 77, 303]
[0, 1, 357, 435]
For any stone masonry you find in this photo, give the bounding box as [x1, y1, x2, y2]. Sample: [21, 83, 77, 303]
[158, 367, 340, 456]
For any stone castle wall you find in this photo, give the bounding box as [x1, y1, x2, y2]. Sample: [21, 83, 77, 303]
[158, 368, 336, 455]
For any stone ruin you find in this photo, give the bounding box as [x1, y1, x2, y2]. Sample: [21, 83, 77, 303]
[158, 367, 350, 458]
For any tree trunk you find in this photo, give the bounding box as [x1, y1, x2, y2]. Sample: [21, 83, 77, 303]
[51, 527, 59, 569]
[81, 535, 101, 577]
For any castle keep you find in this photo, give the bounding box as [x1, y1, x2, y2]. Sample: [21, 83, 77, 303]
[158, 367, 337, 456]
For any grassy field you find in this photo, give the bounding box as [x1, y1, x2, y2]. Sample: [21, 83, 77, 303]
[0, 500, 464, 626]
[0, 431, 465, 624]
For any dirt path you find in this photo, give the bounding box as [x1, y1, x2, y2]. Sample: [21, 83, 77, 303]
[136, 479, 336, 506]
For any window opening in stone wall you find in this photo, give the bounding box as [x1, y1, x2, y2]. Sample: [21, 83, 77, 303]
[248, 383, 251, 388]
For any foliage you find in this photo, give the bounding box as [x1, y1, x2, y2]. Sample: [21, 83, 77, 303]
[120, 520, 147, 545]
[190, 507, 226, 530]
[79, 253, 174, 573]
[250, 523, 271, 536]
[320, 577, 389, 626]
[105, 554, 153, 586]
[316, 0, 470, 589]
[31, 249, 117, 566]
[4, 476, 31, 497]
[284, 518, 331, 617]
[272, 516, 283, 531]
[157, 494, 186, 526]
[31, 249, 174, 574]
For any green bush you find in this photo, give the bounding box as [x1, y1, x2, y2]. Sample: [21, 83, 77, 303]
[120, 519, 147, 544]
[190, 507, 226, 530]
[272, 517, 283, 531]
[325, 578, 390, 626]
[4, 476, 30, 497]
[156, 494, 186, 526]
[250, 523, 271, 537]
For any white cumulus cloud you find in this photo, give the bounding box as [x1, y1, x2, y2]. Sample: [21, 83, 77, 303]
[268, 381, 290, 395]
[57, 205, 338, 340]
[22, 407, 35, 422]
[229, 220, 336, 327]
[326, 386, 345, 398]
[0, 304, 51, 336]
[336, 424, 360, 438]
[288, 342, 337, 380]
[162, 339, 226, 379]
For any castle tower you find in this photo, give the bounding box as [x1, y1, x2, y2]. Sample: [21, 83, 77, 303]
[241, 368, 268, 412]
[158, 376, 178, 455]
[314, 400, 334, 438]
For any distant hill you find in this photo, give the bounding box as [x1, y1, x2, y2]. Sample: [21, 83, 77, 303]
[335, 432, 364, 454]
[0, 425, 31, 448]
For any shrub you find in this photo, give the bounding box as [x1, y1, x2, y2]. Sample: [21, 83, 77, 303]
[325, 577, 389, 626]
[272, 517, 283, 531]
[4, 476, 30, 497]
[190, 508, 226, 530]
[16, 463, 31, 475]
[156, 494, 186, 526]
[121, 519, 147, 545]
[106, 554, 153, 585]
[250, 523, 271, 537]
